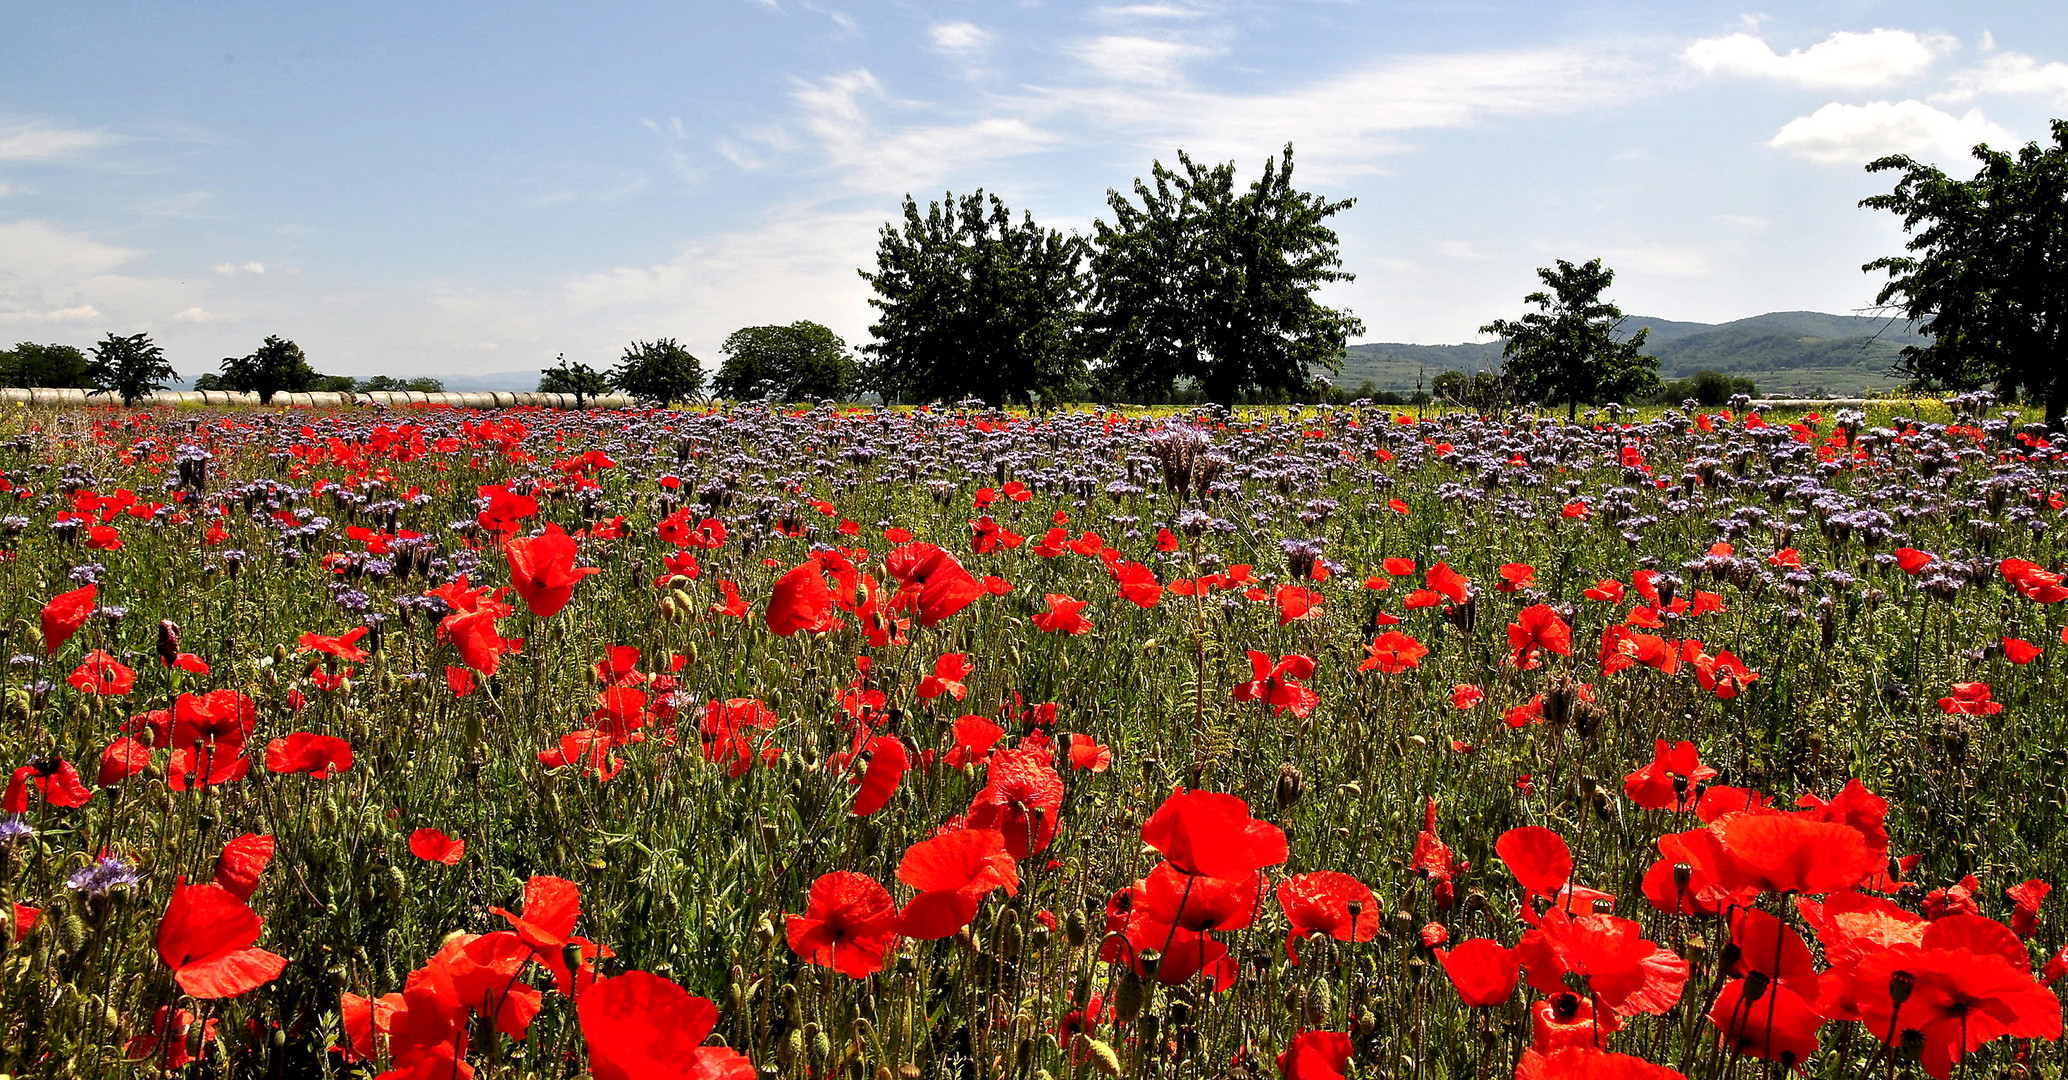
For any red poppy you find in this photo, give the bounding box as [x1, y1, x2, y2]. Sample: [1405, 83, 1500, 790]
[850, 735, 909, 817]
[2007, 879, 2050, 939]
[966, 748, 1065, 858]
[1273, 584, 1323, 625]
[263, 733, 354, 778]
[2003, 637, 2044, 664]
[786, 871, 899, 978]
[1411, 797, 1465, 907]
[917, 653, 972, 701]
[1067, 734, 1112, 772]
[577, 970, 753, 1080]
[895, 827, 1019, 939]
[767, 560, 836, 636]
[97, 737, 151, 787]
[1276, 872, 1378, 962]
[1450, 684, 1484, 710]
[1359, 630, 1427, 673]
[504, 523, 601, 617]
[1622, 740, 1717, 812]
[1707, 974, 1821, 1070]
[156, 882, 288, 998]
[1515, 908, 1688, 1017]
[127, 1006, 218, 1070]
[884, 542, 984, 627]
[212, 834, 274, 902]
[1438, 939, 1520, 1007]
[445, 666, 476, 697]
[1936, 682, 2003, 715]
[3, 757, 92, 812]
[297, 626, 370, 661]
[64, 650, 134, 696]
[1710, 812, 1884, 896]
[440, 607, 523, 676]
[1498, 827, 1573, 899]
[1233, 651, 1321, 717]
[1507, 605, 1572, 669]
[1844, 915, 2063, 1080]
[539, 729, 623, 781]
[1583, 579, 1626, 603]
[1641, 828, 1755, 917]
[2001, 557, 2068, 603]
[1516, 1047, 1685, 1080]
[1425, 563, 1470, 603]
[1140, 788, 1288, 880]
[1032, 593, 1093, 635]
[1497, 562, 1537, 592]
[946, 714, 1005, 767]
[1277, 1030, 1352, 1080]
[409, 828, 466, 865]
[40, 583, 96, 655]
[1382, 557, 1417, 576]
[1114, 561, 1163, 607]
[1895, 547, 1935, 574]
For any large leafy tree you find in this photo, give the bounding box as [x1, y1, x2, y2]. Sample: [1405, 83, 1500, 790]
[859, 191, 1085, 407]
[0, 342, 93, 389]
[1087, 144, 1362, 405]
[714, 321, 857, 402]
[1860, 119, 2068, 428]
[609, 339, 704, 406]
[539, 354, 609, 408]
[86, 332, 177, 407]
[198, 335, 325, 404]
[1480, 258, 1659, 422]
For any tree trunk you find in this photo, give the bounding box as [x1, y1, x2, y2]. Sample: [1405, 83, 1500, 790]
[1567, 398, 1577, 424]
[2048, 383, 2065, 432]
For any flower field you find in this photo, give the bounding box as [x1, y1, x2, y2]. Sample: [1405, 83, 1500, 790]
[2, 395, 2065, 1079]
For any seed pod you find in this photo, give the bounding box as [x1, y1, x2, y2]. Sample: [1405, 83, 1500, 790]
[1112, 968, 1145, 1022]
[811, 1028, 832, 1066]
[780, 1028, 802, 1067]
[1075, 1035, 1121, 1077]
[1065, 909, 1088, 948]
[1274, 763, 1304, 811]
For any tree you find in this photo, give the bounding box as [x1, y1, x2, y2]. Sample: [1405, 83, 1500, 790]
[1480, 258, 1659, 421]
[199, 335, 326, 404]
[86, 332, 177, 407]
[859, 190, 1085, 406]
[539, 354, 609, 408]
[714, 321, 858, 402]
[356, 375, 445, 393]
[0, 342, 93, 388]
[1860, 119, 2068, 428]
[608, 339, 703, 406]
[1087, 144, 1362, 405]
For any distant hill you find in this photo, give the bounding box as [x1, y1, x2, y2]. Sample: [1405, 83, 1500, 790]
[1337, 311, 1926, 397]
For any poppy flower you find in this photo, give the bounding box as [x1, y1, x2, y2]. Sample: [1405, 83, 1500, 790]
[966, 748, 1065, 858]
[1515, 1047, 1685, 1080]
[1383, 557, 1417, 576]
[430, 930, 545, 1036]
[1497, 827, 1573, 899]
[1450, 684, 1484, 709]
[2001, 557, 2068, 603]
[850, 735, 909, 817]
[1066, 734, 1112, 772]
[1515, 908, 1688, 1017]
[1708, 975, 1821, 1068]
[2007, 879, 2050, 939]
[1113, 562, 1163, 607]
[1425, 563, 1470, 603]
[1276, 872, 1378, 962]
[1583, 578, 1626, 603]
[1710, 811, 1884, 896]
[1497, 562, 1536, 592]
[1641, 829, 1755, 917]
[1233, 652, 1321, 717]
[917, 653, 973, 701]
[263, 733, 353, 778]
[155, 881, 288, 998]
[1793, 778, 1891, 855]
[212, 834, 274, 902]
[786, 871, 899, 978]
[1277, 1031, 1352, 1080]
[1622, 741, 1717, 812]
[1139, 861, 1259, 933]
[945, 715, 1005, 767]
[577, 969, 753, 1080]
[1507, 605, 1572, 669]
[767, 560, 836, 636]
[445, 666, 477, 697]
[97, 737, 151, 787]
[539, 729, 623, 781]
[1032, 593, 1093, 635]
[1936, 682, 2003, 715]
[64, 650, 134, 696]
[1273, 584, 1323, 625]
[3, 757, 92, 812]
[297, 627, 370, 661]
[1412, 797, 1465, 907]
[40, 583, 96, 655]
[2003, 637, 2044, 664]
[1843, 916, 2063, 1080]
[1359, 630, 1427, 673]
[1438, 939, 1520, 1007]
[409, 828, 466, 865]
[504, 523, 601, 617]
[440, 607, 523, 676]
[1895, 547, 1935, 574]
[896, 827, 1020, 939]
[126, 1007, 218, 1071]
[884, 542, 984, 627]
[1140, 788, 1288, 880]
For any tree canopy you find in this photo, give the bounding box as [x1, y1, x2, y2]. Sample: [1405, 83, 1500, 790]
[1480, 258, 1659, 421]
[609, 339, 704, 406]
[859, 190, 1085, 407]
[197, 335, 327, 404]
[0, 342, 93, 389]
[714, 321, 857, 402]
[1861, 118, 2068, 428]
[539, 354, 609, 408]
[86, 332, 177, 408]
[1087, 144, 1362, 405]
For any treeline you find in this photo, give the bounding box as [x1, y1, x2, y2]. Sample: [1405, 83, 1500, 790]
[0, 335, 444, 404]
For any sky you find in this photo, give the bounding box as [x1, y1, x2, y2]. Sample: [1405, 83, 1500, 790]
[3, 1, 2066, 380]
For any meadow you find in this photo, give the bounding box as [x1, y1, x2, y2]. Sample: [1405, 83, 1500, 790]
[0, 394, 2063, 1080]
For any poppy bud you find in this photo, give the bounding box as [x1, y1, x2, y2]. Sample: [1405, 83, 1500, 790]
[1274, 763, 1304, 810]
[1113, 969, 1145, 1021]
[810, 1028, 832, 1067]
[157, 620, 180, 668]
[1065, 909, 1087, 947]
[780, 1029, 802, 1067]
[1075, 1035, 1122, 1077]
[996, 920, 1022, 960]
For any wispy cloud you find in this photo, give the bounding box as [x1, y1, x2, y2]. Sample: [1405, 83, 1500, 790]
[930, 22, 994, 56]
[1769, 100, 2013, 165]
[793, 70, 1061, 194]
[213, 261, 266, 275]
[171, 306, 222, 323]
[0, 119, 115, 161]
[1935, 51, 2068, 108]
[0, 304, 101, 325]
[1682, 28, 1955, 89]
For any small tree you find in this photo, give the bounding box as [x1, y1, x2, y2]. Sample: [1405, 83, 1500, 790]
[539, 354, 609, 409]
[0, 342, 93, 389]
[86, 332, 177, 407]
[1861, 119, 2068, 428]
[608, 339, 703, 406]
[202, 335, 325, 404]
[715, 322, 857, 401]
[357, 375, 445, 393]
[1480, 258, 1659, 421]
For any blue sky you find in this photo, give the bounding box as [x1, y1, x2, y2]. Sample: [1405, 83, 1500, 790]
[3, 1, 2065, 379]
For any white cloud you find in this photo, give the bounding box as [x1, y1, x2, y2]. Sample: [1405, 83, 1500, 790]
[0, 121, 114, 161]
[1094, 3, 1209, 19]
[1682, 28, 1953, 89]
[171, 306, 220, 323]
[212, 261, 266, 275]
[0, 304, 100, 325]
[1935, 52, 2068, 108]
[930, 22, 994, 56]
[1074, 35, 1215, 86]
[1769, 100, 2013, 165]
[0, 221, 141, 285]
[793, 70, 1060, 194]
